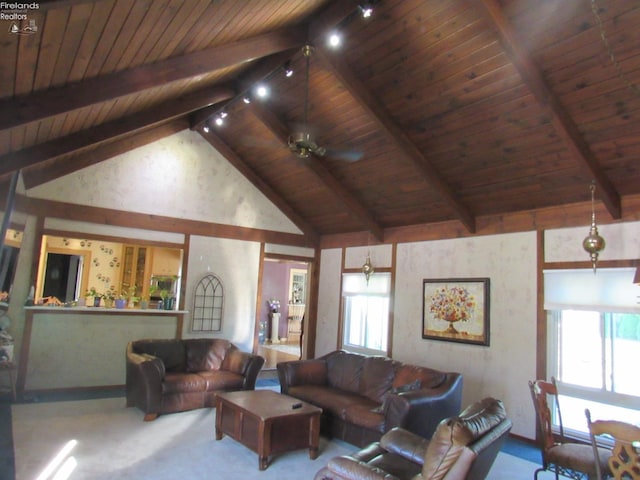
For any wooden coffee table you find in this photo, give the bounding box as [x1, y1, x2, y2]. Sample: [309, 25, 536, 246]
[215, 390, 322, 470]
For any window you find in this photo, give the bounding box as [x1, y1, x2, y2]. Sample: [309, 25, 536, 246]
[544, 268, 640, 437]
[192, 274, 224, 332]
[341, 272, 391, 356]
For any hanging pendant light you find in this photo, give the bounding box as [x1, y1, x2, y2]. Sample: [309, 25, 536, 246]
[362, 251, 374, 285]
[582, 182, 605, 273]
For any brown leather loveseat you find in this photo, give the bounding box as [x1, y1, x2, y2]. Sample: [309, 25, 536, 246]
[277, 350, 463, 447]
[126, 338, 264, 420]
[314, 397, 512, 480]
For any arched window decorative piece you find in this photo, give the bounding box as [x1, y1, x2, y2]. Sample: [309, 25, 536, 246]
[192, 274, 224, 332]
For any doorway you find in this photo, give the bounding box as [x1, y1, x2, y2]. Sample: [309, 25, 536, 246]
[42, 253, 83, 303]
[37, 246, 91, 304]
[258, 258, 310, 369]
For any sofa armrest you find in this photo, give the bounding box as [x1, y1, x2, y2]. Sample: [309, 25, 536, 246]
[323, 456, 402, 480]
[384, 373, 463, 439]
[125, 348, 165, 412]
[379, 428, 429, 466]
[277, 359, 327, 394]
[241, 354, 265, 390]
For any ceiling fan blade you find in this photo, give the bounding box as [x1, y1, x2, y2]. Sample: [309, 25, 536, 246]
[322, 147, 364, 162]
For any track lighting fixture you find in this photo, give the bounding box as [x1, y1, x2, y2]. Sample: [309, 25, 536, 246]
[255, 84, 269, 98]
[203, 4, 375, 132]
[327, 31, 342, 48]
[284, 61, 293, 77]
[359, 3, 374, 18]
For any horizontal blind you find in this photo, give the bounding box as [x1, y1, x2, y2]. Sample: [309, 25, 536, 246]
[544, 268, 640, 312]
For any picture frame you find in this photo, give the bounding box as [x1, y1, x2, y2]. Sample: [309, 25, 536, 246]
[422, 278, 490, 346]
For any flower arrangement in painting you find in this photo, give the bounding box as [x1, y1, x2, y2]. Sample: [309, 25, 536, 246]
[268, 298, 280, 313]
[429, 286, 476, 324]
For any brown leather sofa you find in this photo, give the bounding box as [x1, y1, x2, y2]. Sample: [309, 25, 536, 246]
[277, 350, 463, 447]
[314, 397, 512, 480]
[126, 338, 264, 420]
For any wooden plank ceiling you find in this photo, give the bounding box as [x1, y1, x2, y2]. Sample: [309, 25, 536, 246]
[1, 0, 640, 245]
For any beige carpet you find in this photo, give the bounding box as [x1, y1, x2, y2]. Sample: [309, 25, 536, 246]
[12, 396, 542, 480]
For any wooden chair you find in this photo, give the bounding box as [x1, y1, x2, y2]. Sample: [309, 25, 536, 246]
[529, 378, 611, 479]
[585, 408, 640, 479]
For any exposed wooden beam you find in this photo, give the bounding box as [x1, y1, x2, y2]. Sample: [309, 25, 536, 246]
[250, 102, 385, 242]
[0, 87, 234, 177]
[473, 0, 621, 220]
[307, 0, 360, 41]
[199, 130, 320, 247]
[320, 193, 640, 250]
[21, 119, 188, 189]
[314, 47, 477, 234]
[0, 27, 306, 134]
[14, 194, 309, 247]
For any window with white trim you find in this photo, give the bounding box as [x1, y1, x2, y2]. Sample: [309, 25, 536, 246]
[544, 268, 640, 437]
[341, 272, 391, 356]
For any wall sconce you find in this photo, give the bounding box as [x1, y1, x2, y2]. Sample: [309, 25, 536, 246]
[362, 251, 374, 285]
[582, 182, 605, 273]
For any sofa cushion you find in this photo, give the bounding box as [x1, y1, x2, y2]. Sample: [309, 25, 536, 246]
[344, 403, 386, 432]
[162, 372, 206, 394]
[393, 364, 446, 390]
[197, 370, 245, 391]
[421, 398, 506, 480]
[185, 339, 229, 372]
[134, 339, 185, 372]
[288, 385, 365, 418]
[360, 356, 396, 402]
[326, 351, 364, 394]
[221, 347, 251, 375]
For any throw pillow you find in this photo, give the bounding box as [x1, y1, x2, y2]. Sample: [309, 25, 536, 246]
[372, 379, 422, 413]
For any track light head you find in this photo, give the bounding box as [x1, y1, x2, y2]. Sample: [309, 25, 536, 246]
[284, 61, 293, 77]
[359, 3, 374, 18]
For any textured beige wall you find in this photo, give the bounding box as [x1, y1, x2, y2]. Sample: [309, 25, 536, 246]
[183, 235, 261, 352]
[545, 220, 640, 263]
[29, 129, 300, 234]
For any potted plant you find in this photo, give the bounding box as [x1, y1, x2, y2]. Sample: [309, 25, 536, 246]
[159, 289, 174, 310]
[139, 295, 149, 310]
[85, 287, 100, 307]
[114, 292, 127, 309]
[122, 285, 137, 309]
[101, 289, 116, 308]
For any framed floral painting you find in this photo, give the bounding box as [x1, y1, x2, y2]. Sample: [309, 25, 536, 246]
[422, 278, 490, 346]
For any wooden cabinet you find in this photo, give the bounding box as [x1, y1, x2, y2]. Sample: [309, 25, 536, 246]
[120, 246, 151, 298]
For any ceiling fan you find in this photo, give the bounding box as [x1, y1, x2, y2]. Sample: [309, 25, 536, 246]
[286, 45, 363, 163]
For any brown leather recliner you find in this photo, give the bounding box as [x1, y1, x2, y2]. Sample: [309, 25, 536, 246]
[314, 397, 512, 480]
[126, 338, 264, 421]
